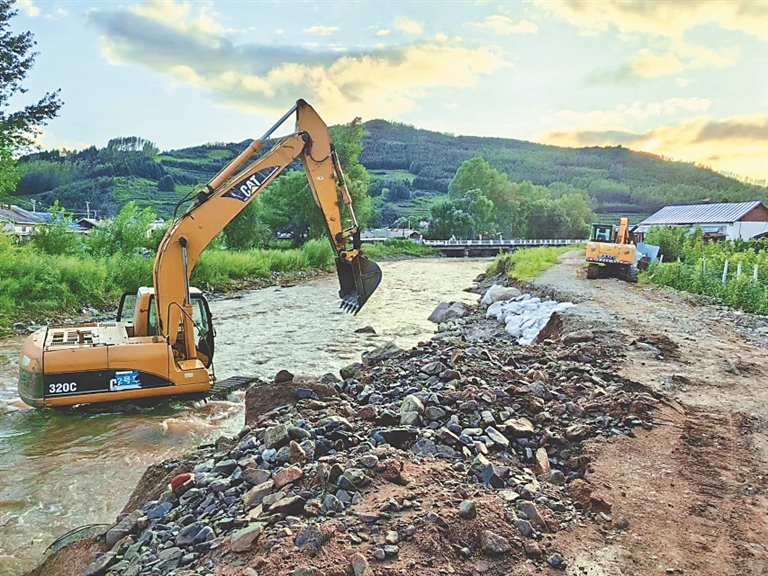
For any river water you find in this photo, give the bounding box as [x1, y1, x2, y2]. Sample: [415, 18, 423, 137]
[0, 258, 488, 575]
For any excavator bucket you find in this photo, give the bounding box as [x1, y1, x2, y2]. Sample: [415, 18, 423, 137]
[336, 255, 382, 314]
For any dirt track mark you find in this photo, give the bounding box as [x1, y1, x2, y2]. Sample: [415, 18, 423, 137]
[536, 251, 768, 576]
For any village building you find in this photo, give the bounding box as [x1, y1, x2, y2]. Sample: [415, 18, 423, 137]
[0, 206, 50, 239]
[1, 205, 95, 239]
[634, 200, 768, 241]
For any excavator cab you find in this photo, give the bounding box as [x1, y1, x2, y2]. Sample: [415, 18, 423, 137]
[116, 288, 214, 367]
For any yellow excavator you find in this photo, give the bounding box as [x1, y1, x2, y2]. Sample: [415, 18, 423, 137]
[585, 217, 641, 282]
[18, 100, 382, 408]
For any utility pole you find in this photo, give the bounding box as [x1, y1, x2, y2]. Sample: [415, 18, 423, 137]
[31, 199, 36, 212]
[86, 201, 91, 219]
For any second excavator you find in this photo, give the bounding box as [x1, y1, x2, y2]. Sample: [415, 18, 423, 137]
[18, 100, 382, 408]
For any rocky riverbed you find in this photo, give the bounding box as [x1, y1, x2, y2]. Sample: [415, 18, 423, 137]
[29, 280, 662, 576]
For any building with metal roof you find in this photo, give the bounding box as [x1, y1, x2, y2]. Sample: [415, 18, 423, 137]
[1, 205, 92, 238]
[635, 200, 768, 241]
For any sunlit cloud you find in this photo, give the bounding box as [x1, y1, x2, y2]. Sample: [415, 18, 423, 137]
[536, 0, 764, 81]
[86, 1, 504, 123]
[395, 17, 423, 36]
[534, 0, 768, 41]
[304, 25, 339, 36]
[541, 115, 768, 181]
[376, 29, 390, 37]
[470, 15, 538, 35]
[551, 98, 712, 128]
[16, 0, 40, 18]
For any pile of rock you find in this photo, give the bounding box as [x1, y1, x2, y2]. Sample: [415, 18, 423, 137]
[83, 287, 655, 576]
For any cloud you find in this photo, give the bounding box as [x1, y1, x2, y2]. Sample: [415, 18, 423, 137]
[394, 17, 423, 36]
[470, 15, 538, 35]
[540, 115, 768, 181]
[695, 117, 768, 144]
[86, 1, 504, 122]
[552, 98, 712, 128]
[534, 0, 768, 41]
[536, 1, 763, 81]
[16, 0, 40, 18]
[376, 29, 390, 37]
[304, 25, 338, 36]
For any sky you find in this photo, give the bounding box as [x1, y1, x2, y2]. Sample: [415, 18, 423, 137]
[10, 0, 768, 183]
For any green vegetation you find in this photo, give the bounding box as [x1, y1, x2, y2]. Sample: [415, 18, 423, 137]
[434, 158, 594, 239]
[361, 121, 764, 222]
[0, 0, 63, 202]
[363, 238, 439, 260]
[644, 228, 768, 314]
[487, 245, 578, 281]
[0, 197, 432, 333]
[9, 117, 764, 237]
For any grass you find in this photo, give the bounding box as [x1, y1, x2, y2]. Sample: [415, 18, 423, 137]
[0, 236, 437, 333]
[363, 238, 439, 259]
[487, 245, 580, 281]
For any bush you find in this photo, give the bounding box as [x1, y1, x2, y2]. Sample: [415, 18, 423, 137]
[646, 238, 768, 315]
[302, 238, 335, 269]
[363, 238, 439, 259]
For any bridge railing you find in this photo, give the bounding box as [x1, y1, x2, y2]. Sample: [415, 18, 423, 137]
[421, 238, 585, 247]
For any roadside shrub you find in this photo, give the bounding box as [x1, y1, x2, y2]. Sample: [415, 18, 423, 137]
[302, 238, 335, 269]
[646, 238, 768, 315]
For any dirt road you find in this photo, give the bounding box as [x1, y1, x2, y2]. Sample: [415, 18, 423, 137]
[535, 251, 768, 576]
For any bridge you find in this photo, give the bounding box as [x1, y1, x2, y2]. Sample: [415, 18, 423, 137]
[420, 238, 584, 257]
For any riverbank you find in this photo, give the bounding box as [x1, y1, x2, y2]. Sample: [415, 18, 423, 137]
[0, 239, 439, 336]
[27, 249, 768, 576]
[0, 259, 487, 576]
[28, 274, 661, 576]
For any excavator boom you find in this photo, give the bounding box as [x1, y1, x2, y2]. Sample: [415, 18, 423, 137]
[153, 99, 382, 349]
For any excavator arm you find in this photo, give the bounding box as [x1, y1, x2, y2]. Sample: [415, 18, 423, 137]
[152, 99, 382, 357]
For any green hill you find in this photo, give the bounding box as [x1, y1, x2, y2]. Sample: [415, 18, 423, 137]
[10, 121, 764, 224]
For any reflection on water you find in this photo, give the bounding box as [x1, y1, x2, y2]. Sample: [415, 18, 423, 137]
[0, 258, 488, 574]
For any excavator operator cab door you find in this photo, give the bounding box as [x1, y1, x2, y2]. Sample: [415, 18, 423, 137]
[191, 295, 215, 367]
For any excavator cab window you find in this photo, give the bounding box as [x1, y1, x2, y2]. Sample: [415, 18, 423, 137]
[590, 225, 614, 243]
[116, 292, 137, 324]
[147, 299, 157, 336]
[191, 296, 214, 366]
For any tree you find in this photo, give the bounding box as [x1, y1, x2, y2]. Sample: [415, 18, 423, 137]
[223, 201, 270, 250]
[428, 198, 474, 239]
[31, 200, 82, 255]
[86, 201, 157, 256]
[0, 0, 63, 199]
[158, 174, 175, 192]
[258, 117, 373, 244]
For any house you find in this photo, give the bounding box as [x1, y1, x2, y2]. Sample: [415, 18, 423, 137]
[1, 205, 96, 238]
[0, 206, 49, 238]
[634, 201, 768, 241]
[77, 218, 101, 230]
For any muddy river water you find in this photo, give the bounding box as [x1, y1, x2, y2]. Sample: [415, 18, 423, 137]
[0, 258, 488, 575]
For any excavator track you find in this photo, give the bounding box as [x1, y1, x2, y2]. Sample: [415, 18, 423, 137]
[209, 375, 260, 399]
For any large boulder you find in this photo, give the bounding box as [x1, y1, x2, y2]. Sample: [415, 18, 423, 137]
[428, 302, 470, 324]
[481, 284, 522, 306]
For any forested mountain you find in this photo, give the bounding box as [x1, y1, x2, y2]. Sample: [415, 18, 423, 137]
[361, 120, 764, 222]
[9, 120, 764, 225]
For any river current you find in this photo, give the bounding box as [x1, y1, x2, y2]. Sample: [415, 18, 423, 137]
[0, 258, 488, 575]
